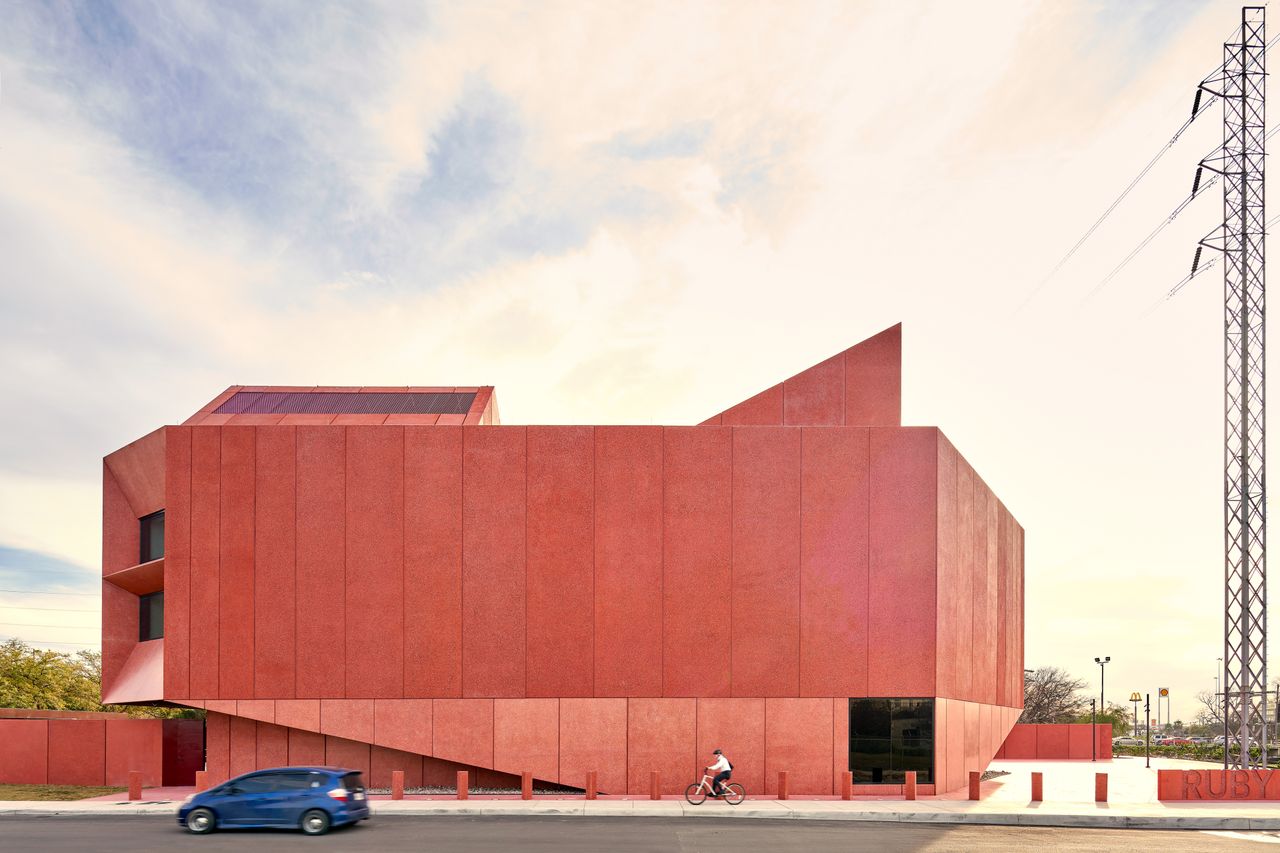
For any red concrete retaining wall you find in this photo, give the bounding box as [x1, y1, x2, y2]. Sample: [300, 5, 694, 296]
[1158, 769, 1280, 801]
[996, 724, 1111, 760]
[0, 714, 203, 787]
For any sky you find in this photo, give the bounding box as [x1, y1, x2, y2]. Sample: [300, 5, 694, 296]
[0, 0, 1267, 723]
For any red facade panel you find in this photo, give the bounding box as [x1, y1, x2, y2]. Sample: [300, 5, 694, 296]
[956, 455, 976, 703]
[799, 428, 869, 698]
[558, 698, 627, 792]
[163, 427, 192, 700]
[720, 385, 784, 425]
[205, 712, 230, 783]
[105, 719, 162, 787]
[868, 428, 936, 697]
[345, 426, 405, 698]
[663, 427, 732, 698]
[325, 736, 371, 774]
[295, 426, 346, 698]
[461, 427, 526, 698]
[321, 699, 375, 743]
[228, 713, 257, 778]
[433, 698, 494, 768]
[784, 353, 844, 426]
[844, 324, 901, 426]
[526, 426, 594, 697]
[0, 720, 48, 784]
[594, 427, 663, 697]
[493, 699, 559, 782]
[254, 426, 296, 698]
[695, 698, 765, 796]
[288, 728, 326, 766]
[731, 428, 801, 697]
[189, 427, 221, 699]
[404, 427, 463, 698]
[102, 465, 138, 575]
[275, 699, 320, 732]
[219, 427, 255, 699]
[48, 719, 105, 786]
[256, 722, 289, 769]
[627, 698, 696, 795]
[373, 698, 433, 756]
[371, 745, 424, 788]
[764, 698, 833, 795]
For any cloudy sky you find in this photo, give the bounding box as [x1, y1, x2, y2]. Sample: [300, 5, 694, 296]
[0, 0, 1265, 721]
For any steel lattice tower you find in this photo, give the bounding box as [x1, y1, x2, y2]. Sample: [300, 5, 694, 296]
[1200, 5, 1269, 768]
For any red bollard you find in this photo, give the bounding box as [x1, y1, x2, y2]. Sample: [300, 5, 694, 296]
[457, 770, 469, 800]
[522, 771, 533, 800]
[840, 771, 853, 800]
[128, 770, 142, 801]
[968, 771, 980, 801]
[1031, 772, 1042, 802]
[391, 770, 405, 800]
[194, 771, 209, 792]
[905, 771, 917, 801]
[650, 771, 661, 800]
[778, 770, 789, 801]
[586, 770, 597, 800]
[1095, 772, 1108, 803]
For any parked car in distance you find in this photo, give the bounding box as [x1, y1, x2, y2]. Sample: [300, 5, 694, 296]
[1189, 737, 1210, 744]
[1162, 737, 1193, 745]
[178, 767, 369, 836]
[1112, 736, 1144, 746]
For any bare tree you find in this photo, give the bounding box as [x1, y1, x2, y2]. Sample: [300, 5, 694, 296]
[1019, 667, 1089, 723]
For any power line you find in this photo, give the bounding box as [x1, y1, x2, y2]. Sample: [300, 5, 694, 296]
[0, 622, 98, 629]
[0, 589, 97, 597]
[0, 636, 99, 647]
[0, 605, 99, 613]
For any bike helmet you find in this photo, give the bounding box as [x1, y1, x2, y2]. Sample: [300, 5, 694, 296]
[713, 748, 723, 754]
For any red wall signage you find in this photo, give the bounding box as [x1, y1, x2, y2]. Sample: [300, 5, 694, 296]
[1158, 769, 1280, 801]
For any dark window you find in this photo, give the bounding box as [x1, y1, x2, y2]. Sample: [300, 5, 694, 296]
[848, 698, 934, 785]
[140, 511, 164, 563]
[275, 773, 319, 790]
[139, 591, 164, 641]
[234, 774, 281, 793]
[341, 772, 365, 792]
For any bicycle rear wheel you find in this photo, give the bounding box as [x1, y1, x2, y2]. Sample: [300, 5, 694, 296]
[722, 783, 745, 805]
[685, 782, 707, 805]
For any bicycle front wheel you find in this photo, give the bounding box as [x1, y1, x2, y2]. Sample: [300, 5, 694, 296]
[723, 782, 745, 805]
[685, 782, 707, 805]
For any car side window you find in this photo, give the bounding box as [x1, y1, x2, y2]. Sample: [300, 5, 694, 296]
[276, 773, 316, 791]
[234, 774, 280, 793]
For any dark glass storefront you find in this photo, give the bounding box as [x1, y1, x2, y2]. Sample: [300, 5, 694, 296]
[848, 698, 934, 784]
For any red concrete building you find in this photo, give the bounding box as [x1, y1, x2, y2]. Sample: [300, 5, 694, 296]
[101, 325, 1024, 795]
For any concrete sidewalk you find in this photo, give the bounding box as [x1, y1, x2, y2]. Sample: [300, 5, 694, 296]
[2, 757, 1276, 831]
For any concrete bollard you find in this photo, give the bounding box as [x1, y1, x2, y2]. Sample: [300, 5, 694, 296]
[586, 770, 597, 800]
[457, 770, 469, 800]
[522, 771, 533, 800]
[391, 770, 405, 800]
[1095, 772, 1108, 803]
[650, 770, 661, 800]
[905, 771, 917, 801]
[194, 770, 209, 792]
[778, 770, 789, 801]
[128, 770, 142, 801]
[840, 770, 853, 800]
[1031, 772, 1042, 802]
[968, 771, 980, 801]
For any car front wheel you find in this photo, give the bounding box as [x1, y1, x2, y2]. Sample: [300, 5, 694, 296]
[185, 807, 216, 834]
[300, 809, 331, 836]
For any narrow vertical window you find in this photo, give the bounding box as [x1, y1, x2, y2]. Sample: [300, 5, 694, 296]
[140, 510, 165, 563]
[139, 591, 164, 641]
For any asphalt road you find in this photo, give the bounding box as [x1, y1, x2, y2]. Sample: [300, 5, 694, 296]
[0, 816, 1275, 852]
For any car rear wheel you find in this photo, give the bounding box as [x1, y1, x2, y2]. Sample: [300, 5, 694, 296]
[185, 808, 216, 834]
[300, 809, 331, 836]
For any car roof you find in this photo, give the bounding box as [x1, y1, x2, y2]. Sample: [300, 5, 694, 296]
[231, 766, 357, 777]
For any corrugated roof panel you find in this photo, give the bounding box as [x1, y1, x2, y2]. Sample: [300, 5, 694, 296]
[212, 391, 477, 415]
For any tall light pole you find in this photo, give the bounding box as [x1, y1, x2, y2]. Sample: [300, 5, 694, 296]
[1095, 656, 1110, 712]
[1131, 692, 1142, 739]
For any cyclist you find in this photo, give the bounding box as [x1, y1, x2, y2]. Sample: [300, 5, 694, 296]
[707, 748, 732, 797]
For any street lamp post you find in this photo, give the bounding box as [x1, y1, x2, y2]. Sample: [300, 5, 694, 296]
[1130, 692, 1142, 739]
[1095, 657, 1110, 712]
[1145, 693, 1151, 769]
[1091, 698, 1097, 763]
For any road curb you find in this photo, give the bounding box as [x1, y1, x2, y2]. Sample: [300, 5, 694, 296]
[3, 802, 1279, 831]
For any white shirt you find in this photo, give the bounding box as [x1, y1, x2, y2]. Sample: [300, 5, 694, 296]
[709, 755, 730, 773]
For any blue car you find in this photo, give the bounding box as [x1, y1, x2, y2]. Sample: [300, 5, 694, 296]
[177, 766, 370, 836]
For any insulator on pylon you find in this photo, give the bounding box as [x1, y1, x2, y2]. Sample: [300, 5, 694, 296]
[1192, 166, 1204, 195]
[1192, 88, 1204, 118]
[1192, 245, 1203, 275]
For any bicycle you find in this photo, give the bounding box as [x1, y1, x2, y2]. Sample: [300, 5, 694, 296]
[685, 771, 745, 805]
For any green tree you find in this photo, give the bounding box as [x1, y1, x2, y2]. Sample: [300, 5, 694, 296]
[0, 639, 200, 719]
